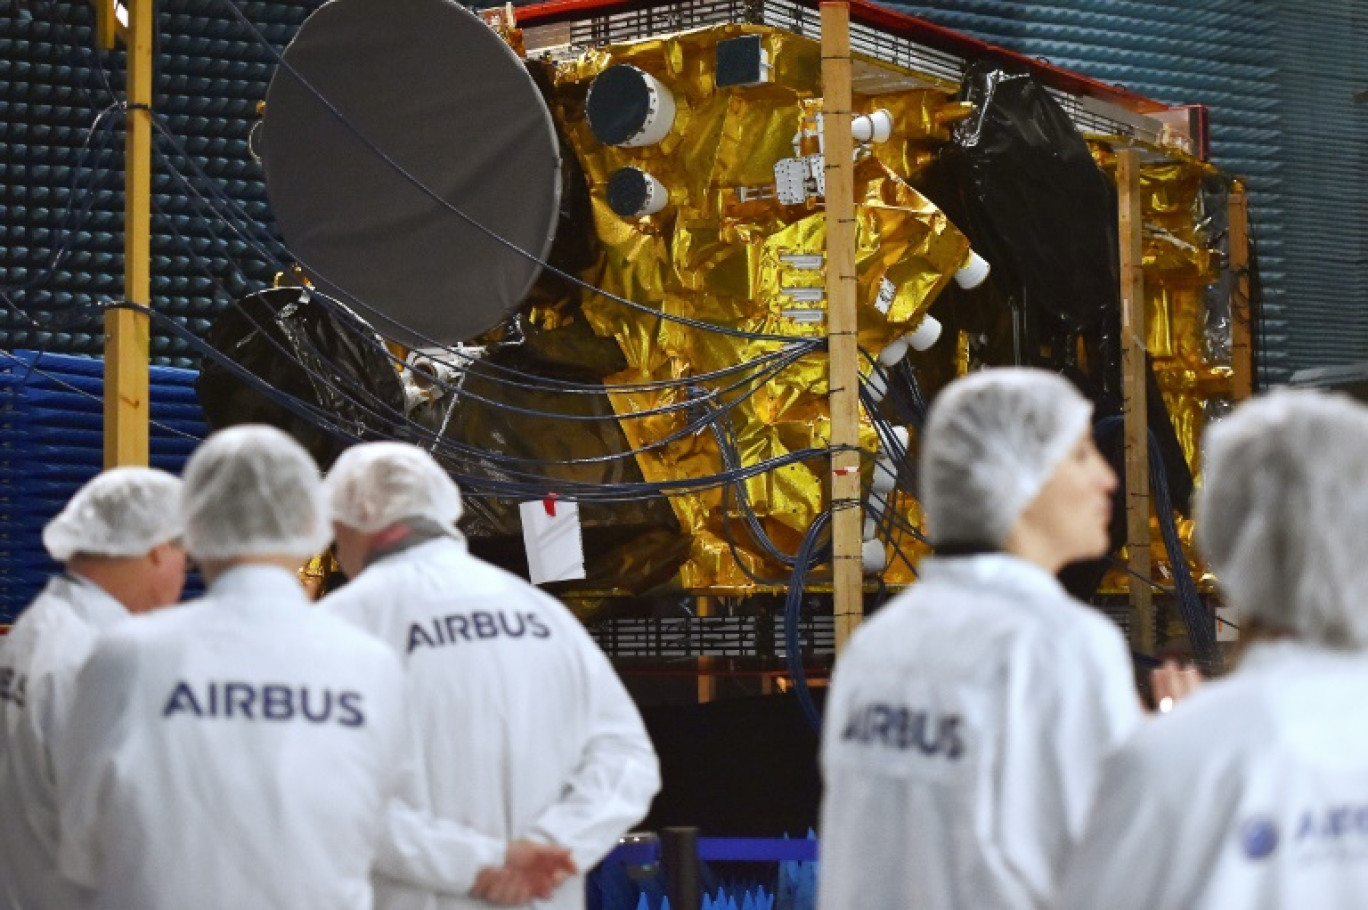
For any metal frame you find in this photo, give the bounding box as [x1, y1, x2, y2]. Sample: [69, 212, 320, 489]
[518, 0, 1185, 148]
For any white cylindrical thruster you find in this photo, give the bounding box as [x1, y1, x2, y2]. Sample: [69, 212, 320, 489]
[953, 248, 991, 289]
[877, 335, 911, 367]
[861, 538, 888, 573]
[852, 109, 893, 145]
[906, 314, 943, 352]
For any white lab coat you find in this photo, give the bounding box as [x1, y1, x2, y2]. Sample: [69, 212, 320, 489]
[0, 574, 128, 910]
[323, 536, 661, 910]
[817, 553, 1141, 910]
[51, 564, 413, 910]
[1061, 640, 1368, 910]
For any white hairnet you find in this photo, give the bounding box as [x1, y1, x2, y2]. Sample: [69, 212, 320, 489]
[920, 367, 1093, 547]
[43, 467, 184, 562]
[181, 425, 330, 561]
[325, 441, 463, 534]
[1197, 390, 1368, 648]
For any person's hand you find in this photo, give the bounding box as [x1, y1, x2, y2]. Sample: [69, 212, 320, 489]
[470, 840, 576, 905]
[1151, 659, 1203, 714]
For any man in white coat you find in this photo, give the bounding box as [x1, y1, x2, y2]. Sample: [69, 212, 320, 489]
[51, 425, 506, 910]
[818, 368, 1142, 910]
[1061, 390, 1368, 909]
[322, 441, 661, 909]
[0, 467, 186, 910]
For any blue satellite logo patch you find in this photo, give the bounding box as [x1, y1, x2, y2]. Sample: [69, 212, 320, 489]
[1240, 817, 1279, 860]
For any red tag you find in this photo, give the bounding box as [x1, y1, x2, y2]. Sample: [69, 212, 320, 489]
[543, 494, 558, 517]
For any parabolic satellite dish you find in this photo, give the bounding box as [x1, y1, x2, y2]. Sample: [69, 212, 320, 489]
[261, 0, 562, 347]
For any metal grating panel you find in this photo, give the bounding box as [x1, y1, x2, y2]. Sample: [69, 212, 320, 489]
[586, 614, 834, 659]
[564, 0, 753, 46]
[757, 1, 964, 85]
[523, 0, 1164, 151]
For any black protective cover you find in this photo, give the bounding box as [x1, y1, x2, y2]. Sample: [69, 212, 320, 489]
[911, 62, 1196, 598]
[952, 63, 1122, 347]
[194, 287, 406, 469]
[945, 62, 1191, 508]
[261, 0, 561, 346]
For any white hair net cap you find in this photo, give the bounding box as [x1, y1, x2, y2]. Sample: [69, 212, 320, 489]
[181, 425, 330, 561]
[920, 367, 1093, 547]
[43, 467, 184, 562]
[1197, 390, 1368, 649]
[325, 441, 463, 535]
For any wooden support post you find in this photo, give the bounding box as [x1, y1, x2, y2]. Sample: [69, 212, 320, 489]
[1228, 184, 1253, 400]
[91, 0, 119, 51]
[696, 597, 717, 704]
[105, 0, 152, 468]
[1117, 149, 1152, 654]
[821, 2, 863, 654]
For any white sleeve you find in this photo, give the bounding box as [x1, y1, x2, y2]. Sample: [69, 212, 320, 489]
[372, 665, 508, 895]
[995, 627, 1141, 905]
[9, 665, 64, 856]
[51, 638, 135, 888]
[1058, 743, 1181, 910]
[375, 797, 508, 894]
[526, 637, 661, 871]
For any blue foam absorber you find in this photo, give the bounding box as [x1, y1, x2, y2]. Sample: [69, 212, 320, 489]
[0, 350, 207, 622]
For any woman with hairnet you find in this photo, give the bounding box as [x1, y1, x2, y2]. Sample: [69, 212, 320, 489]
[817, 367, 1141, 910]
[321, 441, 660, 910]
[49, 426, 474, 910]
[0, 468, 185, 910]
[1060, 390, 1368, 909]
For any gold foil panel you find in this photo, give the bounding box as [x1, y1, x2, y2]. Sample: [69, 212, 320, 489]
[1091, 139, 1226, 595]
[546, 24, 963, 590]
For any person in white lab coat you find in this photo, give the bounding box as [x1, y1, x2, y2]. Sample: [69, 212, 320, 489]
[0, 467, 186, 910]
[817, 367, 1142, 910]
[322, 441, 661, 910]
[1060, 390, 1368, 910]
[50, 425, 474, 910]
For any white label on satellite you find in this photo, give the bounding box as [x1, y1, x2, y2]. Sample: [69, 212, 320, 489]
[520, 498, 587, 585]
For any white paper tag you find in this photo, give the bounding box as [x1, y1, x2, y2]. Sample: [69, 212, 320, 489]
[875, 277, 896, 315]
[519, 498, 586, 585]
[1215, 604, 1240, 643]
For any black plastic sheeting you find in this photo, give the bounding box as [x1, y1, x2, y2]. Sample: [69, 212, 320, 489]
[915, 61, 1194, 598]
[195, 286, 405, 470]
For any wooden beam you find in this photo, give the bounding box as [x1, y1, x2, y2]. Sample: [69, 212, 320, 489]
[696, 597, 717, 704]
[1228, 184, 1253, 400]
[90, 0, 119, 51]
[1117, 149, 1152, 653]
[105, 0, 152, 468]
[822, 2, 864, 654]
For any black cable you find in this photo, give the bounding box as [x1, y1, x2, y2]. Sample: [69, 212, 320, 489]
[1094, 416, 1219, 672]
[784, 510, 830, 734]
